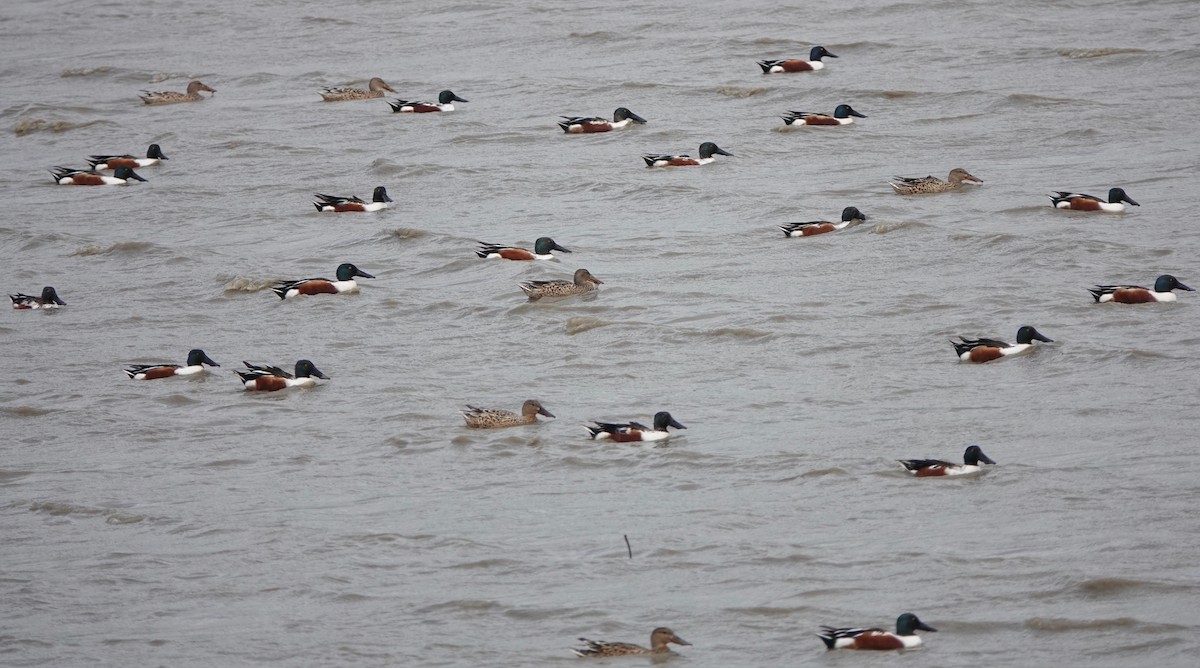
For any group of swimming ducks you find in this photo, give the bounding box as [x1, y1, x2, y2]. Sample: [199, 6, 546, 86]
[569, 611, 940, 656]
[27, 61, 1187, 391]
[119, 349, 329, 392]
[20, 56, 1187, 655]
[23, 57, 1191, 407]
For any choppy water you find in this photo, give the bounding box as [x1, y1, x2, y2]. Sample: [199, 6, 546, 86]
[3, 0, 1200, 665]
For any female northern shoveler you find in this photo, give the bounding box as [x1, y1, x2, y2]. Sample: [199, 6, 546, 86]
[819, 613, 937, 650]
[236, 360, 329, 391]
[387, 90, 468, 113]
[758, 46, 838, 73]
[1048, 187, 1139, 212]
[124, 349, 220, 380]
[10, 286, 66, 309]
[572, 628, 691, 657]
[951, 325, 1053, 363]
[518, 268, 602, 301]
[899, 445, 996, 477]
[585, 411, 687, 442]
[643, 142, 733, 168]
[272, 263, 375, 299]
[461, 399, 555, 428]
[139, 80, 216, 105]
[87, 144, 168, 170]
[558, 107, 647, 133]
[1089, 274, 1193, 303]
[889, 168, 982, 195]
[781, 104, 866, 126]
[779, 206, 867, 237]
[312, 186, 393, 212]
[51, 166, 147, 185]
[476, 237, 571, 260]
[319, 77, 396, 101]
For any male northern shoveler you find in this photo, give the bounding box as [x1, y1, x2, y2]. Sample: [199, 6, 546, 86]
[10, 286, 66, 309]
[87, 144, 168, 171]
[236, 360, 329, 391]
[319, 77, 396, 101]
[779, 206, 867, 237]
[819, 613, 937, 650]
[387, 90, 468, 113]
[643, 142, 733, 168]
[951, 325, 1053, 363]
[461, 399, 555, 428]
[139, 80, 216, 105]
[124, 349, 220, 380]
[758, 46, 838, 73]
[51, 166, 147, 185]
[585, 411, 687, 442]
[899, 445, 996, 477]
[313, 186, 393, 212]
[781, 104, 866, 126]
[889, 168, 982, 195]
[518, 268, 602, 300]
[572, 628, 691, 657]
[1089, 274, 1193, 304]
[476, 237, 571, 260]
[558, 107, 647, 133]
[1048, 187, 1139, 212]
[272, 263, 375, 299]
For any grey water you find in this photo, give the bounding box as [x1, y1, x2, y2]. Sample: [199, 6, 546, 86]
[3, 0, 1199, 665]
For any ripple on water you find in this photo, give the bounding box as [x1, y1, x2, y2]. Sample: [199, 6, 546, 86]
[60, 66, 115, 77]
[1025, 616, 1143, 631]
[715, 87, 770, 98]
[220, 275, 277, 292]
[70, 241, 158, 257]
[13, 118, 113, 136]
[1, 406, 54, 417]
[1056, 47, 1146, 59]
[27, 501, 150, 525]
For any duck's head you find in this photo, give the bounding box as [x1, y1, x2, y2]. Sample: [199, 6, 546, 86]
[1155, 275, 1193, 293]
[336, 263, 375, 281]
[187, 349, 220, 367]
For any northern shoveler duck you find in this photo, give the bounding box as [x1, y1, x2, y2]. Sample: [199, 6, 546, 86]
[319, 77, 396, 101]
[139, 80, 216, 105]
[124, 349, 220, 380]
[10, 286, 66, 309]
[476, 237, 571, 260]
[312, 186, 393, 212]
[1089, 274, 1193, 304]
[758, 46, 838, 73]
[899, 445, 996, 477]
[1048, 187, 1139, 212]
[643, 142, 733, 168]
[387, 90, 468, 113]
[572, 628, 691, 657]
[819, 613, 936, 650]
[951, 325, 1053, 363]
[518, 268, 602, 301]
[461, 399, 555, 428]
[781, 104, 866, 126]
[236, 360, 328, 391]
[779, 206, 867, 237]
[889, 168, 982, 195]
[51, 166, 147, 185]
[87, 144, 168, 171]
[585, 411, 687, 442]
[272, 263, 374, 299]
[558, 107, 647, 133]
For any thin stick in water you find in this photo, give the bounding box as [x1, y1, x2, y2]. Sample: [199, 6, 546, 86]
[624, 534, 632, 559]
